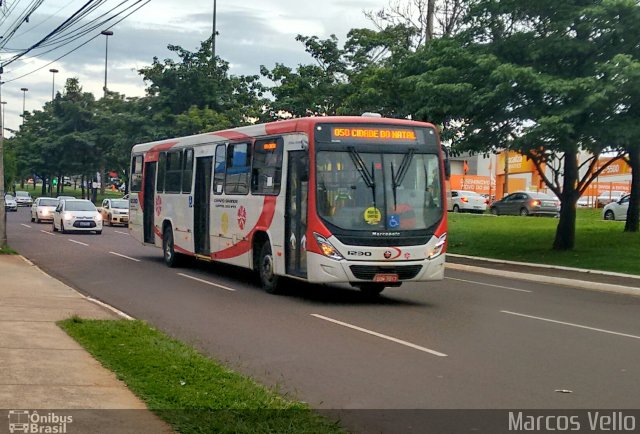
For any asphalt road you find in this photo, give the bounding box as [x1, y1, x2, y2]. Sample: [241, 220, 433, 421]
[5, 207, 640, 431]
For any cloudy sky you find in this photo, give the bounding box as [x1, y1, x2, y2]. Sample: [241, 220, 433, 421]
[1, 0, 386, 134]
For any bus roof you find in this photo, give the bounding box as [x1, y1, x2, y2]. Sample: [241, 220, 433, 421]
[131, 115, 438, 154]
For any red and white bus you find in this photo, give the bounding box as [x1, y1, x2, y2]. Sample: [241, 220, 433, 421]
[129, 115, 449, 295]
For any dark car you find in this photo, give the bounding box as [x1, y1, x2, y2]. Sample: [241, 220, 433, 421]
[490, 191, 560, 216]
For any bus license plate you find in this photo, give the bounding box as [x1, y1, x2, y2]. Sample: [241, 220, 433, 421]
[373, 274, 399, 283]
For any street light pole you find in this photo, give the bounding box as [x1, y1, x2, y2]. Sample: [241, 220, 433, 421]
[20, 87, 28, 124]
[101, 30, 113, 98]
[49, 68, 59, 101]
[212, 0, 217, 61]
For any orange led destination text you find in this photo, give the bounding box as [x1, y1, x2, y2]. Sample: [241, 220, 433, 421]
[333, 128, 416, 140]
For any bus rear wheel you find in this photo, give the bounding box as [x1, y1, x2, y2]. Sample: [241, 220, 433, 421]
[258, 242, 281, 294]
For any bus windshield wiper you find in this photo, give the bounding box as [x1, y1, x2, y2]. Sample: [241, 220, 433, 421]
[347, 147, 376, 208]
[391, 149, 415, 211]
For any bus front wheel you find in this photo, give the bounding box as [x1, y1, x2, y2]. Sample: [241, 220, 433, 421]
[163, 227, 181, 268]
[258, 242, 281, 294]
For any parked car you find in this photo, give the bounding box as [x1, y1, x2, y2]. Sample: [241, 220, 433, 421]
[490, 191, 560, 216]
[4, 194, 18, 212]
[30, 197, 59, 223]
[98, 198, 129, 226]
[602, 194, 630, 221]
[450, 190, 488, 213]
[597, 190, 626, 208]
[52, 199, 102, 234]
[14, 191, 33, 207]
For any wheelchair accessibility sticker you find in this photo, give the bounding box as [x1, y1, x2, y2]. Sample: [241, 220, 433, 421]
[388, 214, 400, 229]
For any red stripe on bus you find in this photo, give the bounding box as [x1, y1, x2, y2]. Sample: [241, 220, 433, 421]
[212, 196, 277, 260]
[153, 225, 193, 255]
[212, 130, 253, 141]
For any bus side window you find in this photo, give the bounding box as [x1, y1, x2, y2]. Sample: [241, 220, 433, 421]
[157, 152, 166, 193]
[213, 145, 226, 195]
[251, 138, 283, 195]
[225, 143, 251, 195]
[165, 151, 183, 194]
[130, 155, 143, 192]
[182, 149, 194, 194]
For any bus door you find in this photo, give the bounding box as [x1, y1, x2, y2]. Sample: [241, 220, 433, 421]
[143, 162, 156, 244]
[285, 151, 308, 278]
[194, 156, 213, 255]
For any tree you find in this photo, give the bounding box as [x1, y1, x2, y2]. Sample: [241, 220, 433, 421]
[365, 0, 469, 46]
[401, 0, 638, 249]
[260, 34, 350, 118]
[139, 37, 266, 132]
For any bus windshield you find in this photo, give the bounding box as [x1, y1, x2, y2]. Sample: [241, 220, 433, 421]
[316, 150, 442, 231]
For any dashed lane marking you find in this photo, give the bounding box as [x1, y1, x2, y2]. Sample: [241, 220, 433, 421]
[311, 314, 447, 357]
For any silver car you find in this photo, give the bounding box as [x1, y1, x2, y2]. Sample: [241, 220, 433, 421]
[31, 197, 59, 223]
[603, 194, 629, 221]
[4, 194, 18, 212]
[490, 191, 560, 216]
[14, 191, 33, 207]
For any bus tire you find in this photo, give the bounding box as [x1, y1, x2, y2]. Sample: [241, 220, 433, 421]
[163, 226, 181, 268]
[359, 284, 385, 296]
[258, 242, 281, 294]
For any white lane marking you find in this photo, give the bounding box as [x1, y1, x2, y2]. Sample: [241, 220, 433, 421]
[21, 224, 32, 228]
[311, 314, 448, 357]
[68, 239, 89, 247]
[109, 251, 141, 262]
[446, 276, 532, 293]
[177, 273, 237, 292]
[40, 230, 54, 236]
[115, 230, 129, 235]
[501, 310, 640, 340]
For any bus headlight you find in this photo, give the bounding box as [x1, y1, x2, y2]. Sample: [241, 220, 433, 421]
[313, 233, 344, 261]
[427, 233, 447, 259]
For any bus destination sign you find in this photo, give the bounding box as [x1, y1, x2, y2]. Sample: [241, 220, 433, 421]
[331, 127, 417, 142]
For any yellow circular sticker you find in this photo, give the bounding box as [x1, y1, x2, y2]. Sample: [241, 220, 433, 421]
[364, 207, 382, 225]
[221, 213, 229, 235]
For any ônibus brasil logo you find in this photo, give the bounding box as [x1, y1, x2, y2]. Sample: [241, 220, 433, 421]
[237, 206, 247, 230]
[7, 410, 73, 433]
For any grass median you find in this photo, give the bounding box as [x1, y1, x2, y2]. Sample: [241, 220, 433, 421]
[59, 317, 345, 434]
[447, 209, 640, 275]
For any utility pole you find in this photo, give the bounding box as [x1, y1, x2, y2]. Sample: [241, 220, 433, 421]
[0, 65, 7, 249]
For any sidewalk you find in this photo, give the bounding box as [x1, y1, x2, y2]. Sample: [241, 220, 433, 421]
[0, 255, 172, 433]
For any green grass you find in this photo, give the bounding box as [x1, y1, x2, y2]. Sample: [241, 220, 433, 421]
[448, 209, 640, 275]
[58, 318, 345, 434]
[0, 245, 17, 255]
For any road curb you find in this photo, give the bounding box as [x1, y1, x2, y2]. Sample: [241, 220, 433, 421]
[19, 255, 136, 320]
[447, 253, 640, 281]
[446, 263, 640, 297]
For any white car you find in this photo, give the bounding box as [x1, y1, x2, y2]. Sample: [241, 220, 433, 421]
[31, 197, 59, 222]
[450, 190, 488, 213]
[52, 199, 103, 234]
[603, 194, 629, 221]
[98, 198, 129, 226]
